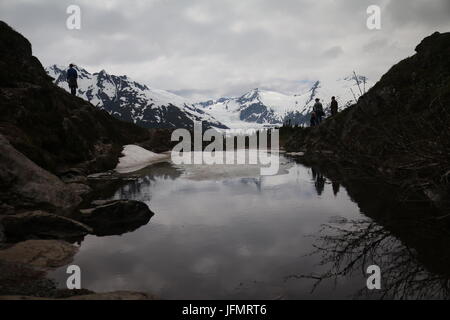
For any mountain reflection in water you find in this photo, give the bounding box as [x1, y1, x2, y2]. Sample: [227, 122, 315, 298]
[48, 155, 450, 299]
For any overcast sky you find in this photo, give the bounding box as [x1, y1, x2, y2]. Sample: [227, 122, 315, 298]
[1, 0, 449, 101]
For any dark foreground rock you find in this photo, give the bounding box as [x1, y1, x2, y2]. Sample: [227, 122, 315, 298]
[66, 183, 93, 198]
[0, 21, 160, 300]
[77, 200, 153, 236]
[0, 134, 82, 214]
[0, 260, 56, 297]
[0, 240, 78, 269]
[0, 240, 74, 295]
[1, 211, 92, 242]
[0, 20, 155, 217]
[0, 21, 152, 176]
[0, 240, 156, 299]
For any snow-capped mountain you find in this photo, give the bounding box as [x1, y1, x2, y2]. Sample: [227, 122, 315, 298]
[196, 76, 373, 128]
[46, 65, 228, 130]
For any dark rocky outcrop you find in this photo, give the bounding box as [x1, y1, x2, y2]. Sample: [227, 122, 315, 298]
[0, 21, 167, 300]
[66, 183, 93, 198]
[0, 240, 78, 269]
[0, 260, 57, 297]
[285, 32, 450, 210]
[0, 21, 159, 300]
[137, 128, 178, 153]
[0, 239, 157, 299]
[0, 238, 159, 299]
[0, 21, 151, 175]
[0, 134, 82, 214]
[77, 200, 154, 236]
[0, 240, 79, 297]
[0, 21, 160, 222]
[1, 211, 92, 242]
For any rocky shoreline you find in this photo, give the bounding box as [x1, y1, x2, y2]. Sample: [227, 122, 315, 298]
[0, 148, 159, 299]
[0, 238, 157, 300]
[0, 21, 172, 299]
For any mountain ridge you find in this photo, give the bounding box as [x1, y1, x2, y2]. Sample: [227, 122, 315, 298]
[195, 76, 373, 129]
[47, 63, 373, 130]
[46, 64, 228, 130]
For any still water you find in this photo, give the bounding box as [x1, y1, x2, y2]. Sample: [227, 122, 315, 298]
[50, 153, 450, 299]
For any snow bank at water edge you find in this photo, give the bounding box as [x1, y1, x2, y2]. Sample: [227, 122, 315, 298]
[115, 145, 170, 173]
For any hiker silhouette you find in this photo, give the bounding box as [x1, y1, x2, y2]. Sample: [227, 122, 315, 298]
[313, 98, 324, 124]
[330, 96, 338, 116]
[67, 64, 78, 96]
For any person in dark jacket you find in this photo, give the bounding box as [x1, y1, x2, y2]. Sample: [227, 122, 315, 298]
[330, 96, 338, 116]
[67, 64, 78, 96]
[313, 98, 324, 124]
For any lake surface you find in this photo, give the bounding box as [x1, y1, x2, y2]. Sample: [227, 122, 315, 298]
[49, 153, 450, 299]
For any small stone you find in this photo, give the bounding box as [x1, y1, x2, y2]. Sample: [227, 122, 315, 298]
[77, 200, 153, 236]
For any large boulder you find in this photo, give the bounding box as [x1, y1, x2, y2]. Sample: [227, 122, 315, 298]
[0, 134, 82, 214]
[0, 240, 78, 269]
[77, 200, 153, 236]
[1, 211, 92, 241]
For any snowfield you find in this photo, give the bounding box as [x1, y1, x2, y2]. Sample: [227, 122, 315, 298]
[196, 76, 373, 128]
[115, 145, 170, 173]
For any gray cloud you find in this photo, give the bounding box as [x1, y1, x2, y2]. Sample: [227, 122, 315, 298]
[322, 46, 344, 59]
[385, 0, 450, 28]
[1, 0, 449, 100]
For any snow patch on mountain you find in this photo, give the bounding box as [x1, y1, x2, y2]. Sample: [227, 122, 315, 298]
[46, 65, 228, 130]
[196, 75, 373, 128]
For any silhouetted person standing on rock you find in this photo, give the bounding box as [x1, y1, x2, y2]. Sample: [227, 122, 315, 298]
[67, 64, 78, 96]
[313, 98, 324, 124]
[330, 96, 338, 116]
